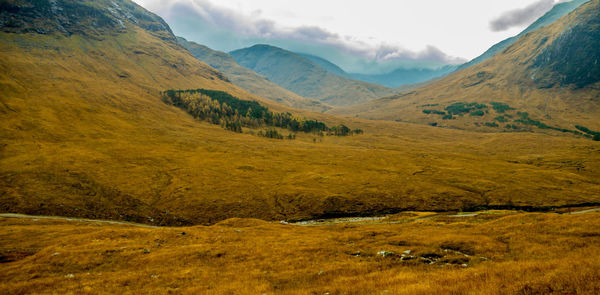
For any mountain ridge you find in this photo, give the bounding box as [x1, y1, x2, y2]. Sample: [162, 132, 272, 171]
[230, 44, 396, 106]
[177, 37, 331, 112]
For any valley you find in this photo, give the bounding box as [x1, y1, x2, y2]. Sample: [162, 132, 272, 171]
[1, 0, 599, 293]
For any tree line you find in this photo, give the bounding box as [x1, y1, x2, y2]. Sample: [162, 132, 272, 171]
[161, 89, 363, 138]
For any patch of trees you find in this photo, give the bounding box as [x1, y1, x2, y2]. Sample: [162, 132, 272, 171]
[491, 102, 515, 113]
[494, 116, 508, 123]
[514, 112, 579, 134]
[422, 109, 446, 115]
[161, 89, 363, 138]
[575, 125, 600, 141]
[444, 102, 487, 116]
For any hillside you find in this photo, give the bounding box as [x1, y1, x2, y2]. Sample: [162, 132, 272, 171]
[459, 0, 589, 70]
[178, 37, 331, 113]
[333, 0, 600, 137]
[230, 45, 396, 106]
[0, 0, 599, 227]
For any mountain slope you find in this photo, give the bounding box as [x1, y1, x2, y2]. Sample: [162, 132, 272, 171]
[299, 53, 349, 77]
[460, 0, 589, 70]
[333, 0, 600, 136]
[230, 45, 396, 106]
[178, 37, 331, 112]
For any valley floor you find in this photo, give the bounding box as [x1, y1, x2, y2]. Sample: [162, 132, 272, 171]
[1, 210, 599, 294]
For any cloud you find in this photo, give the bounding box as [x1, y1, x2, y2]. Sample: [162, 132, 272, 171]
[140, 0, 466, 65]
[489, 0, 562, 32]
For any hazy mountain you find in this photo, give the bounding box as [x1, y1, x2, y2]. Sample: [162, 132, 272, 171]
[298, 53, 349, 77]
[459, 0, 590, 70]
[300, 53, 456, 87]
[178, 37, 331, 112]
[332, 0, 600, 135]
[229, 44, 396, 106]
[349, 66, 458, 88]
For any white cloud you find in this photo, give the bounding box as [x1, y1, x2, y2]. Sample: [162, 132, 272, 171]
[489, 0, 566, 32]
[137, 0, 466, 65]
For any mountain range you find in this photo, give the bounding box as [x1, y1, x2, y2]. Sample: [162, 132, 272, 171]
[177, 37, 331, 112]
[229, 45, 397, 106]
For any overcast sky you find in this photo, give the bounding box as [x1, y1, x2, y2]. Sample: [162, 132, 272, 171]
[133, 0, 571, 72]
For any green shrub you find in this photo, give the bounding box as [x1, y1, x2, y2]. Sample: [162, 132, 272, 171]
[445, 102, 487, 115]
[494, 116, 508, 123]
[259, 129, 284, 139]
[491, 102, 515, 113]
[422, 109, 446, 115]
[575, 125, 600, 137]
[470, 110, 485, 116]
[485, 122, 499, 127]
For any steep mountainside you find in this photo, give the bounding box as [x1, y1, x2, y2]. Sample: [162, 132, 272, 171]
[230, 45, 396, 106]
[178, 37, 330, 112]
[459, 0, 589, 70]
[333, 0, 600, 137]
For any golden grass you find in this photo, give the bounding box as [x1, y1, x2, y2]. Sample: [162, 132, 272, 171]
[1, 211, 599, 294]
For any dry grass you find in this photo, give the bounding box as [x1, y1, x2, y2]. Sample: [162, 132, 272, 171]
[1, 211, 599, 294]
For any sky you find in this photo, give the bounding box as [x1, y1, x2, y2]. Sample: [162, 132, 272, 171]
[133, 0, 571, 74]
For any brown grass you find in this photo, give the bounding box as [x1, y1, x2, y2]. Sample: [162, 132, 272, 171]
[1, 211, 599, 294]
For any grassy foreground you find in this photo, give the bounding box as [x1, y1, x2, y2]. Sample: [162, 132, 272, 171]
[1, 211, 599, 294]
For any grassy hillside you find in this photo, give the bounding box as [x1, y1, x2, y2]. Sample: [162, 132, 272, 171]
[333, 0, 600, 136]
[1, 210, 600, 293]
[178, 37, 331, 113]
[0, 0, 599, 226]
[230, 45, 396, 106]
